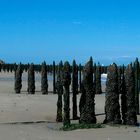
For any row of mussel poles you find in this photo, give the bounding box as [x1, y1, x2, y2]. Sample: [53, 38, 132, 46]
[13, 57, 139, 127]
[55, 57, 139, 128]
[13, 60, 105, 94]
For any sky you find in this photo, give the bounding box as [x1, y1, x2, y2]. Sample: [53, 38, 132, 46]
[0, 0, 140, 65]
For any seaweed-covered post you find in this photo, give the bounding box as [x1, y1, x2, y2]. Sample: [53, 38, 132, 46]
[72, 60, 78, 120]
[28, 63, 35, 94]
[41, 61, 48, 95]
[79, 82, 86, 118]
[120, 65, 127, 124]
[125, 64, 137, 125]
[14, 64, 23, 93]
[79, 64, 82, 92]
[79, 57, 96, 124]
[118, 66, 122, 95]
[0, 63, 2, 72]
[13, 63, 17, 77]
[56, 61, 63, 122]
[62, 61, 71, 127]
[53, 61, 56, 94]
[95, 63, 102, 94]
[104, 63, 122, 124]
[93, 63, 96, 88]
[134, 58, 139, 114]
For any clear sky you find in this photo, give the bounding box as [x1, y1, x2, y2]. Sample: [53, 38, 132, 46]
[0, 0, 140, 65]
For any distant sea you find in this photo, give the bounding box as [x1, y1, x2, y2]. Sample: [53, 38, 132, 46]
[0, 72, 107, 84]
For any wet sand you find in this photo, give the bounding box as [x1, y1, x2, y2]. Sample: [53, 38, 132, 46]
[0, 72, 139, 140]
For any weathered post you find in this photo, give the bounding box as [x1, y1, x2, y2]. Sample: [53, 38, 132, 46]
[95, 63, 102, 94]
[41, 61, 48, 95]
[28, 63, 35, 94]
[0, 63, 2, 72]
[104, 63, 122, 124]
[14, 64, 22, 93]
[118, 66, 122, 95]
[56, 61, 63, 122]
[53, 61, 56, 94]
[120, 65, 127, 124]
[134, 58, 139, 114]
[79, 57, 96, 124]
[14, 63, 17, 77]
[125, 64, 137, 125]
[62, 61, 71, 127]
[79, 64, 82, 93]
[72, 60, 78, 120]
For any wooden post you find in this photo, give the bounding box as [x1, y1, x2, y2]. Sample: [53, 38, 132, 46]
[53, 61, 56, 94]
[79, 64, 82, 93]
[134, 58, 139, 114]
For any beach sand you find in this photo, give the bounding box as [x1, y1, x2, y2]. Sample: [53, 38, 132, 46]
[0, 72, 140, 140]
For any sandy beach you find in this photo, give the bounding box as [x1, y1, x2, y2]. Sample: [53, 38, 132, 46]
[0, 72, 140, 140]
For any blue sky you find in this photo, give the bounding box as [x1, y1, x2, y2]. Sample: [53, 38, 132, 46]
[0, 0, 140, 65]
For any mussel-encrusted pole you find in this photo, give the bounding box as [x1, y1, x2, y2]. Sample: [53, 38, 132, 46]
[79, 64, 82, 92]
[95, 63, 102, 94]
[0, 63, 1, 72]
[79, 82, 86, 117]
[118, 66, 122, 95]
[56, 61, 63, 122]
[41, 61, 48, 95]
[104, 63, 121, 124]
[14, 64, 22, 93]
[125, 64, 137, 125]
[79, 57, 96, 124]
[62, 61, 71, 127]
[53, 61, 56, 94]
[120, 65, 127, 124]
[28, 63, 35, 94]
[134, 58, 139, 114]
[14, 63, 17, 77]
[72, 60, 78, 120]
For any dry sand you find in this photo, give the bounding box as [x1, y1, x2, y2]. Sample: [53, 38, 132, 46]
[0, 72, 140, 140]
